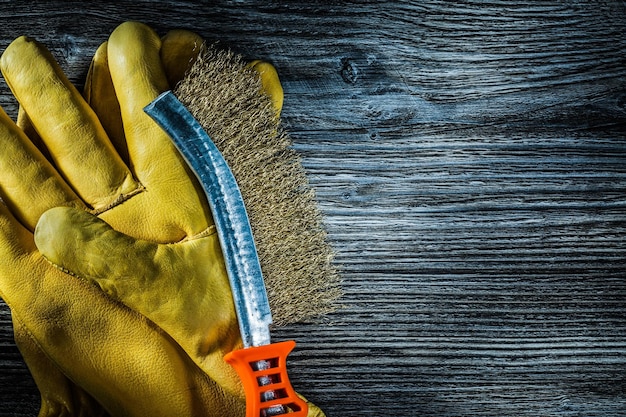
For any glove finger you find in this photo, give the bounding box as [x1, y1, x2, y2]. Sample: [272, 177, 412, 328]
[105, 22, 211, 239]
[0, 36, 141, 212]
[248, 60, 284, 116]
[84, 29, 203, 179]
[107, 22, 182, 183]
[16, 106, 48, 159]
[161, 29, 204, 88]
[13, 316, 109, 417]
[84, 41, 128, 165]
[297, 393, 327, 417]
[84, 31, 204, 167]
[10, 299, 237, 417]
[0, 106, 82, 231]
[9, 293, 241, 416]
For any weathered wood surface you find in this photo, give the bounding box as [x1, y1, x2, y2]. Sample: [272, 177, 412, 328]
[1, 1, 626, 416]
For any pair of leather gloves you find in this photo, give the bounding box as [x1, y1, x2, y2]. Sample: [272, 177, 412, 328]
[0, 21, 323, 416]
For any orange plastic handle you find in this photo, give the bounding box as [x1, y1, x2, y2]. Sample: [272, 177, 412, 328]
[224, 340, 308, 417]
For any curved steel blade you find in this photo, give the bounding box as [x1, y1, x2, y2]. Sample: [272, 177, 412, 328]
[144, 91, 272, 348]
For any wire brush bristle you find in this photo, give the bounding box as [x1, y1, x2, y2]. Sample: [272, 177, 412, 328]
[173, 43, 341, 326]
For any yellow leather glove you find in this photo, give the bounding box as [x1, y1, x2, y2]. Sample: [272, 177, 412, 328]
[9, 27, 222, 417]
[0, 25, 245, 417]
[0, 21, 323, 416]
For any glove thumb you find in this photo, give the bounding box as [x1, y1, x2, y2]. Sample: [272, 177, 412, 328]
[34, 206, 159, 300]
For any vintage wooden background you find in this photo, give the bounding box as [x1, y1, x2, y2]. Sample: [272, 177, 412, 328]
[0, 1, 625, 416]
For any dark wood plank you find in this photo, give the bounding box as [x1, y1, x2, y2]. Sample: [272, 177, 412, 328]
[0, 1, 625, 416]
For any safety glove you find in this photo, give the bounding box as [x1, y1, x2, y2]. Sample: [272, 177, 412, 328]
[0, 21, 323, 416]
[9, 27, 222, 417]
[0, 25, 245, 417]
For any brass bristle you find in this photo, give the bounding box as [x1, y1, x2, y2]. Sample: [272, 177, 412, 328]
[174, 44, 341, 325]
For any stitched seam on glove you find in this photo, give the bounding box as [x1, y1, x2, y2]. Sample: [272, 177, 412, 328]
[91, 182, 145, 215]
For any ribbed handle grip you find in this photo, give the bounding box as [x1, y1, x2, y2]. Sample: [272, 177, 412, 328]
[224, 341, 308, 417]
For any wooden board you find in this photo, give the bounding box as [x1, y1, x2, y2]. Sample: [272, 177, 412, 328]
[0, 1, 625, 416]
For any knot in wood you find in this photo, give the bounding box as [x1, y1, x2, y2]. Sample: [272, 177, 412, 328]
[340, 58, 359, 84]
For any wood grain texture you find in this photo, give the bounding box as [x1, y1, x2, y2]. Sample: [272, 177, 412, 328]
[0, 1, 625, 416]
